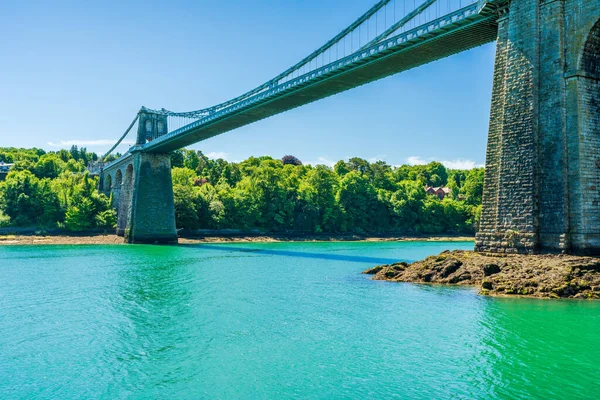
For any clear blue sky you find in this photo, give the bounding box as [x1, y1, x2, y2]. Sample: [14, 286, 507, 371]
[1, 0, 496, 169]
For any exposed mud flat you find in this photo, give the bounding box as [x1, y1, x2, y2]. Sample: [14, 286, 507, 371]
[0, 234, 125, 245]
[0, 234, 474, 246]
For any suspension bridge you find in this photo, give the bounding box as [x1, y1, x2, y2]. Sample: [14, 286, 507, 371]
[99, 0, 600, 255]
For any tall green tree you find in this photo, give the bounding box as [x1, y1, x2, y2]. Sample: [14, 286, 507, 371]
[461, 168, 485, 206]
[336, 171, 380, 232]
[296, 166, 339, 232]
[0, 170, 61, 226]
[34, 154, 65, 179]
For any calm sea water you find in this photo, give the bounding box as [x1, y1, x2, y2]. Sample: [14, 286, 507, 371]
[1, 241, 599, 399]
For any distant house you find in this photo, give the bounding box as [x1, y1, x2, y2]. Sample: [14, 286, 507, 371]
[0, 162, 13, 181]
[425, 186, 451, 200]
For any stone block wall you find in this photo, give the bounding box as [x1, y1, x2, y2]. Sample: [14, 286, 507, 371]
[477, 0, 541, 254]
[117, 165, 134, 237]
[478, 10, 508, 246]
[125, 151, 178, 244]
[537, 0, 569, 251]
[477, 0, 600, 254]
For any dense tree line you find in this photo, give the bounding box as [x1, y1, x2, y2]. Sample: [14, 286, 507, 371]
[169, 150, 484, 235]
[0, 147, 116, 230]
[0, 147, 484, 235]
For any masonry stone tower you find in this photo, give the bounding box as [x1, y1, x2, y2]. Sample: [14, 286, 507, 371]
[476, 0, 600, 255]
[124, 109, 177, 244]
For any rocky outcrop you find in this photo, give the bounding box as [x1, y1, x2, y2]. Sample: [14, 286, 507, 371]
[363, 251, 600, 299]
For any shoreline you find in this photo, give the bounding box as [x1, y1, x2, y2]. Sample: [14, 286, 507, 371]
[364, 250, 600, 300]
[0, 233, 475, 246]
[6, 233, 598, 300]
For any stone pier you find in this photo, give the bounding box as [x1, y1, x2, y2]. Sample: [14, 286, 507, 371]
[124, 150, 177, 244]
[476, 0, 600, 255]
[102, 109, 178, 244]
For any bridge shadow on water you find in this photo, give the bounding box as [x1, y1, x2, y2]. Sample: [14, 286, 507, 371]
[182, 244, 403, 265]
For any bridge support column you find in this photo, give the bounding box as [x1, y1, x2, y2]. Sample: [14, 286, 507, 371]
[476, 0, 600, 255]
[476, 1, 543, 254]
[124, 150, 178, 244]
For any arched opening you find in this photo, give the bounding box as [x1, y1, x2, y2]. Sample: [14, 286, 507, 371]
[581, 20, 600, 78]
[104, 174, 112, 193]
[116, 165, 134, 236]
[113, 169, 123, 210]
[571, 18, 600, 252]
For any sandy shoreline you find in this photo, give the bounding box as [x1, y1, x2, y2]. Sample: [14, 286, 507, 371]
[0, 234, 475, 246]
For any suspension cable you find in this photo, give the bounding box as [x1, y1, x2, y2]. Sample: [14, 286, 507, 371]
[360, 0, 437, 50]
[102, 115, 139, 161]
[146, 0, 393, 119]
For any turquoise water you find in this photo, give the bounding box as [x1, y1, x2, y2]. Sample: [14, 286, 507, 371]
[1, 241, 599, 399]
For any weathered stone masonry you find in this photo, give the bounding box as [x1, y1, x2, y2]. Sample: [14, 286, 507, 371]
[476, 0, 600, 255]
[101, 110, 177, 244]
[124, 151, 177, 244]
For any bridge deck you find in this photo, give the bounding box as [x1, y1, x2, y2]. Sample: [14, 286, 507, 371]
[142, 3, 500, 154]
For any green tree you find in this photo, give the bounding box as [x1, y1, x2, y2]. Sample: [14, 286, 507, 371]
[347, 157, 371, 176]
[95, 209, 117, 230]
[57, 149, 71, 162]
[370, 161, 397, 191]
[0, 152, 14, 163]
[336, 171, 381, 232]
[424, 162, 448, 187]
[389, 181, 426, 232]
[64, 159, 86, 173]
[51, 171, 113, 231]
[420, 197, 445, 233]
[70, 145, 80, 161]
[333, 160, 350, 177]
[241, 159, 296, 231]
[461, 168, 485, 205]
[79, 147, 89, 166]
[0, 170, 61, 226]
[0, 210, 10, 227]
[183, 150, 200, 171]
[173, 185, 201, 229]
[64, 197, 95, 230]
[11, 160, 35, 173]
[172, 167, 197, 186]
[296, 165, 339, 232]
[441, 199, 472, 233]
[34, 154, 64, 179]
[170, 150, 185, 168]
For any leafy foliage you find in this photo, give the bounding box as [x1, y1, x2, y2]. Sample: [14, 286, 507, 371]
[167, 152, 484, 235]
[0, 170, 61, 226]
[0, 147, 484, 235]
[0, 147, 114, 231]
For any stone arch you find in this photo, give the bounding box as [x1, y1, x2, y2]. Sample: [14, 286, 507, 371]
[113, 169, 123, 210]
[580, 18, 600, 78]
[570, 18, 600, 253]
[104, 174, 112, 193]
[116, 164, 134, 236]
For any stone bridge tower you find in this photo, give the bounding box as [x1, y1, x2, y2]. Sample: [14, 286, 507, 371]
[102, 108, 177, 244]
[476, 0, 600, 255]
[126, 109, 177, 243]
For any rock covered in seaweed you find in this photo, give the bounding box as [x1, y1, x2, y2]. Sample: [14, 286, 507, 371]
[363, 250, 600, 299]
